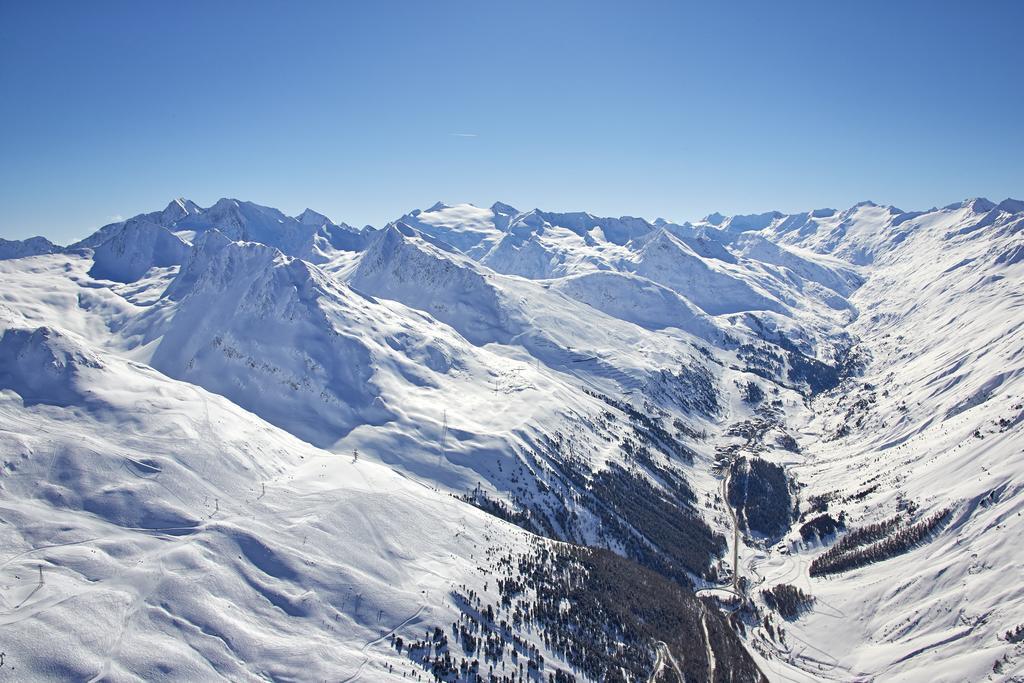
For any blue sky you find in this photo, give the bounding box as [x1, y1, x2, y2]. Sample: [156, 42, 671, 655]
[1, 1, 1021, 242]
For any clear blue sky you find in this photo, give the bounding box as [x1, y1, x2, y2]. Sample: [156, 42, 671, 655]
[1, 1, 1021, 243]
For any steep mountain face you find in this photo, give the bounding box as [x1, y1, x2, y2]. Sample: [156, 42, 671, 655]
[550, 269, 717, 337]
[89, 218, 191, 283]
[625, 228, 785, 316]
[350, 222, 511, 346]
[143, 231, 393, 445]
[0, 195, 1022, 681]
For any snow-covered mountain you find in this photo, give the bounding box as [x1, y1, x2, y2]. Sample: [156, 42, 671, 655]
[0, 235, 60, 261]
[73, 198, 368, 265]
[0, 194, 1022, 681]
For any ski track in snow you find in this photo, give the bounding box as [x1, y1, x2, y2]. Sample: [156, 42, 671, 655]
[339, 605, 427, 683]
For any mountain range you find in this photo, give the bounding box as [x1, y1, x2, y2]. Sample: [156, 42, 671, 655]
[0, 194, 1022, 681]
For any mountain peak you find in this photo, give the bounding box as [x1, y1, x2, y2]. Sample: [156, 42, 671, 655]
[996, 198, 1024, 214]
[723, 211, 784, 232]
[297, 208, 330, 226]
[160, 197, 201, 224]
[378, 221, 409, 242]
[490, 201, 518, 215]
[209, 197, 243, 211]
[944, 197, 995, 213]
[0, 235, 61, 260]
[165, 197, 199, 213]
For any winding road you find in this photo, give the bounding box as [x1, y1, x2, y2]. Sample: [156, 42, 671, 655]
[647, 640, 685, 683]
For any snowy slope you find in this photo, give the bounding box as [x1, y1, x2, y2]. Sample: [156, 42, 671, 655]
[0, 315, 542, 681]
[0, 194, 1022, 681]
[0, 251, 763, 681]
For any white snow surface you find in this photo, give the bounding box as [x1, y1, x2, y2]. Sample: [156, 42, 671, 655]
[0, 195, 1022, 680]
